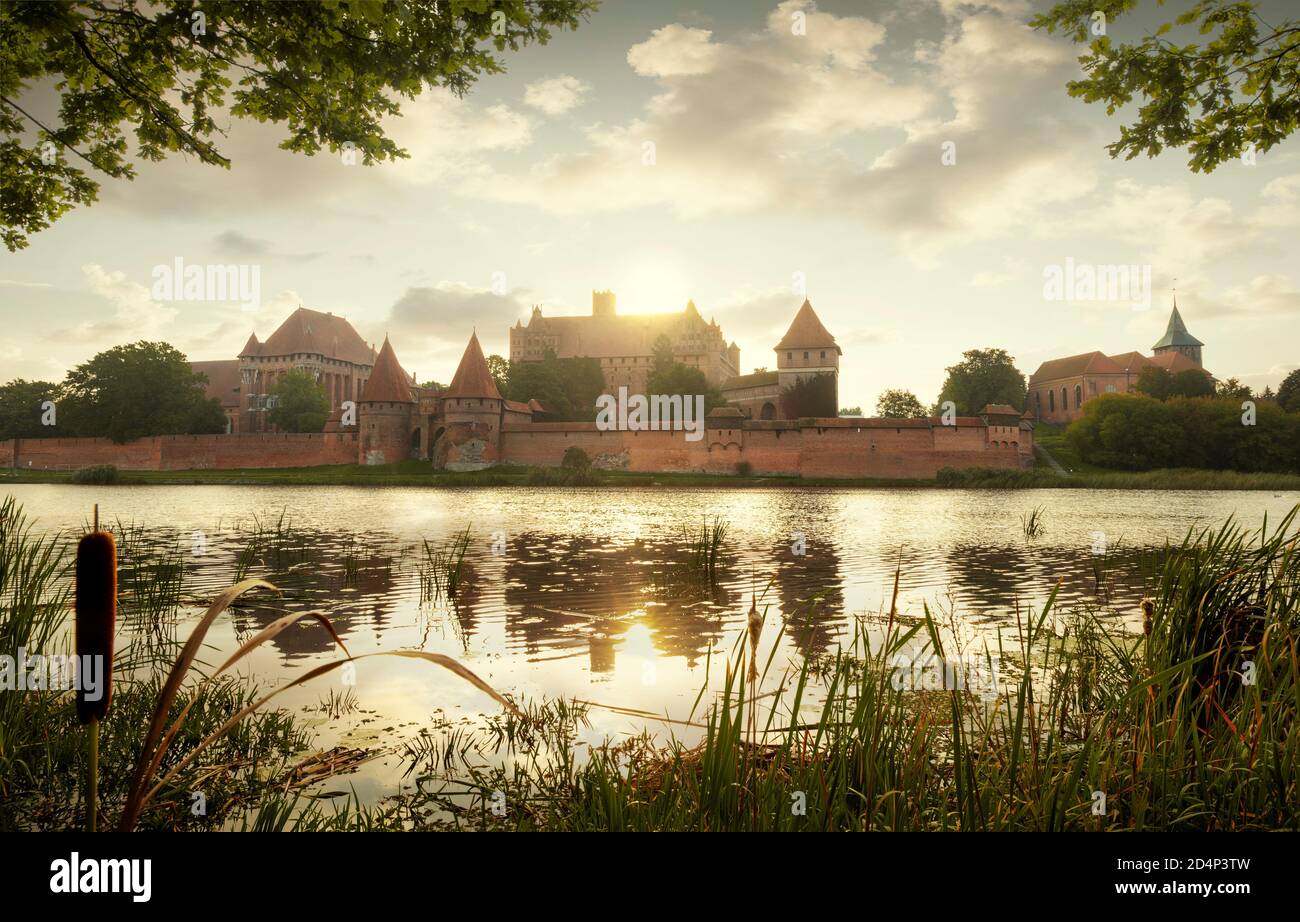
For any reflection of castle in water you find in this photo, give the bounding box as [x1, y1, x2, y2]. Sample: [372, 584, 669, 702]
[217, 532, 407, 658]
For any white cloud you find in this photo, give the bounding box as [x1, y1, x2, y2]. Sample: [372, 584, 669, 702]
[53, 264, 178, 343]
[627, 25, 721, 77]
[523, 75, 591, 115]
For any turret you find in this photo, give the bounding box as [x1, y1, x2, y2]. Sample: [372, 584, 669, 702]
[775, 299, 841, 412]
[357, 336, 415, 465]
[434, 332, 504, 471]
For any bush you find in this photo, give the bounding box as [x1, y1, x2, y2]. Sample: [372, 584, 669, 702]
[528, 465, 595, 487]
[561, 446, 591, 470]
[71, 464, 119, 484]
[1067, 393, 1300, 473]
[734, 460, 753, 476]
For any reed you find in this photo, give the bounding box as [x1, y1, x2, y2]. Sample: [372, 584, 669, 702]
[682, 516, 728, 584]
[1020, 505, 1046, 540]
[420, 528, 472, 602]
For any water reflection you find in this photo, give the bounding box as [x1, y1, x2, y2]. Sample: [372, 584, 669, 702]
[10, 484, 1299, 702]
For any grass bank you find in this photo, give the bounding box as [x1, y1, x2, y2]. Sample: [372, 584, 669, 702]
[3, 460, 1299, 491]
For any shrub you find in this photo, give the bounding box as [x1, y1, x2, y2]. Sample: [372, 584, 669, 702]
[734, 460, 753, 476]
[71, 464, 119, 485]
[561, 446, 590, 470]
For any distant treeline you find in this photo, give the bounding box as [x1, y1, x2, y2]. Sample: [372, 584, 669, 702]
[1066, 393, 1300, 472]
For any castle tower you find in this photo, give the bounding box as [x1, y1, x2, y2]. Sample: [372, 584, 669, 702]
[775, 299, 841, 414]
[1151, 298, 1204, 367]
[357, 336, 414, 466]
[434, 332, 504, 471]
[592, 289, 616, 317]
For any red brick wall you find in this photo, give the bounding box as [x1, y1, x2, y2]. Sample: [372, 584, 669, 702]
[3, 433, 357, 471]
[500, 419, 1032, 479]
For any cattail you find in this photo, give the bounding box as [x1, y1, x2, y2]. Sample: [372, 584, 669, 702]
[1140, 598, 1154, 637]
[75, 530, 116, 723]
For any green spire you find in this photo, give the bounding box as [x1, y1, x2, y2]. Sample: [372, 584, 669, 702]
[1152, 298, 1204, 349]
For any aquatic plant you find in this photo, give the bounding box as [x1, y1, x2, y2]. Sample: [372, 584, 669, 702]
[420, 527, 472, 602]
[1020, 505, 1046, 540]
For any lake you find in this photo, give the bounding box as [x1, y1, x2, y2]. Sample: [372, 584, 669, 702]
[7, 483, 1299, 805]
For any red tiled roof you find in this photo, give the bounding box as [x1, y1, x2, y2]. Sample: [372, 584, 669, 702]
[1029, 351, 1124, 383]
[776, 299, 840, 353]
[445, 332, 502, 400]
[190, 360, 242, 408]
[1147, 352, 1207, 374]
[252, 307, 377, 366]
[359, 337, 413, 403]
[1107, 351, 1152, 373]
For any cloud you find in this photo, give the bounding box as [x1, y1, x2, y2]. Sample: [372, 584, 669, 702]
[213, 230, 321, 262]
[378, 282, 536, 376]
[627, 25, 722, 77]
[1203, 274, 1300, 319]
[50, 264, 178, 344]
[523, 75, 591, 115]
[383, 88, 533, 186]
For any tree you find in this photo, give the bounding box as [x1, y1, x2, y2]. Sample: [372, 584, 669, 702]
[839, 406, 863, 417]
[267, 369, 329, 433]
[0, 378, 62, 439]
[1135, 366, 1215, 400]
[1, 0, 596, 250]
[874, 389, 927, 418]
[61, 341, 225, 442]
[781, 374, 837, 419]
[1278, 368, 1300, 411]
[1032, 1, 1300, 173]
[507, 352, 605, 421]
[935, 348, 1026, 416]
[486, 354, 510, 395]
[1216, 377, 1252, 399]
[1172, 368, 1216, 399]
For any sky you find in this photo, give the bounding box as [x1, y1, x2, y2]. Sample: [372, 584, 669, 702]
[3, 0, 1299, 410]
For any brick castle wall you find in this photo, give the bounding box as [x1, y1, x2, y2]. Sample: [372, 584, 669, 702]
[501, 420, 1031, 478]
[3, 433, 358, 471]
[3, 421, 1031, 479]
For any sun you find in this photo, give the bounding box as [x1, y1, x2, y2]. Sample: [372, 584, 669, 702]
[612, 251, 694, 316]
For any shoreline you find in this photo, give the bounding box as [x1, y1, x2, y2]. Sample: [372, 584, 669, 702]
[3, 463, 1300, 491]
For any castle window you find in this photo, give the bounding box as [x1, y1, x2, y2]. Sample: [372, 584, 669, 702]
[787, 352, 792, 361]
[1061, 387, 1067, 411]
[1074, 384, 1082, 409]
[1048, 390, 1055, 412]
[803, 352, 809, 360]
[820, 351, 826, 360]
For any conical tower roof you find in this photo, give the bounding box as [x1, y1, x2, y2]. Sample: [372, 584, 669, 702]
[359, 336, 413, 403]
[239, 332, 260, 357]
[445, 332, 502, 400]
[1152, 300, 1204, 349]
[776, 299, 840, 354]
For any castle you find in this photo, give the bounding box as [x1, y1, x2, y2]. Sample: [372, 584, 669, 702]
[1027, 301, 1211, 424]
[510, 290, 739, 393]
[4, 295, 1035, 479]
